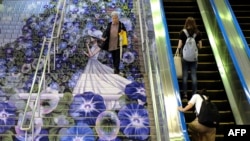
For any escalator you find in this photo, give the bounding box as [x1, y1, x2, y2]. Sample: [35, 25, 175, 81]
[163, 0, 235, 140]
[228, 0, 250, 47]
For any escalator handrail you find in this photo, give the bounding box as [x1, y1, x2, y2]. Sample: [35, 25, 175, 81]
[210, 0, 250, 103]
[159, 1, 190, 140]
[225, 0, 250, 59]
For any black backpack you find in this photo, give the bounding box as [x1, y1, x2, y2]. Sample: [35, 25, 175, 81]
[198, 94, 220, 127]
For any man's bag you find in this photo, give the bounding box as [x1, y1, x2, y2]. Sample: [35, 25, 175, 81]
[182, 29, 198, 62]
[174, 48, 182, 79]
[198, 94, 220, 127]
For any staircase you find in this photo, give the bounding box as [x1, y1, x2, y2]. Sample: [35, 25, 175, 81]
[0, 0, 157, 140]
[163, 0, 235, 140]
[228, 0, 250, 47]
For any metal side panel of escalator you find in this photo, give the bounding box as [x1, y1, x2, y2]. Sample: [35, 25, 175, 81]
[206, 0, 250, 123]
[228, 0, 250, 47]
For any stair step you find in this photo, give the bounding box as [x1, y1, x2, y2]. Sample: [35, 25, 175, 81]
[0, 0, 156, 140]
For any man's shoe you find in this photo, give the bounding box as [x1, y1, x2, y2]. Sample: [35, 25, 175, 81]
[182, 93, 188, 100]
[119, 72, 125, 77]
[114, 69, 119, 74]
[184, 94, 188, 99]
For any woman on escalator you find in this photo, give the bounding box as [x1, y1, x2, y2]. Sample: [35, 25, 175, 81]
[177, 16, 202, 100]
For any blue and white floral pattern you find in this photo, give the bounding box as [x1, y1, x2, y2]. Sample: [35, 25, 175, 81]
[0, 0, 150, 140]
[69, 92, 106, 125]
[118, 103, 150, 140]
[0, 102, 16, 133]
[125, 81, 147, 104]
[59, 122, 95, 141]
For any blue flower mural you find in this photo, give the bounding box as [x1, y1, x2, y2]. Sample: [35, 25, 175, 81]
[0, 0, 149, 140]
[97, 137, 122, 141]
[59, 122, 95, 141]
[118, 103, 150, 140]
[125, 81, 147, 104]
[122, 51, 135, 64]
[0, 102, 16, 133]
[69, 92, 106, 125]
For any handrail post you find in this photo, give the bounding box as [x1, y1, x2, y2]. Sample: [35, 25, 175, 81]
[52, 0, 67, 70]
[20, 0, 68, 134]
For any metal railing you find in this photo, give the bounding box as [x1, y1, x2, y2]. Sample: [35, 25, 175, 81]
[200, 0, 250, 124]
[51, 0, 67, 71]
[136, 0, 184, 140]
[20, 0, 67, 138]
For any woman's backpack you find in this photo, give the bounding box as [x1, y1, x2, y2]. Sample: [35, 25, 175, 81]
[182, 29, 198, 62]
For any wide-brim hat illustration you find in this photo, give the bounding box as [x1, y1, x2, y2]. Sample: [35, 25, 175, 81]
[87, 30, 103, 40]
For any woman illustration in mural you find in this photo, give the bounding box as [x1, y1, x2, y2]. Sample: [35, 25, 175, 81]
[72, 29, 132, 109]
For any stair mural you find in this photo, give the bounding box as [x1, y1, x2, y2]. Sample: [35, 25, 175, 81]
[0, 0, 151, 140]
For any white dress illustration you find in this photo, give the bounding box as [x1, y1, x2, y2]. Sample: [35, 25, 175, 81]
[73, 36, 131, 110]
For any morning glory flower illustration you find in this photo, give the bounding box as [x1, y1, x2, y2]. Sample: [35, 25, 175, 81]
[0, 59, 6, 65]
[71, 70, 83, 81]
[0, 88, 6, 102]
[5, 48, 14, 58]
[72, 0, 79, 5]
[0, 102, 16, 133]
[23, 75, 35, 91]
[90, 0, 100, 3]
[59, 40, 68, 50]
[5, 72, 22, 88]
[68, 79, 77, 89]
[122, 51, 135, 64]
[0, 72, 6, 78]
[124, 81, 147, 104]
[0, 65, 7, 73]
[15, 128, 49, 141]
[49, 81, 60, 91]
[118, 103, 150, 141]
[59, 122, 95, 141]
[120, 17, 133, 31]
[31, 58, 44, 70]
[21, 63, 32, 74]
[69, 92, 106, 125]
[25, 48, 33, 57]
[95, 111, 120, 140]
[97, 137, 122, 141]
[8, 66, 18, 73]
[55, 59, 63, 70]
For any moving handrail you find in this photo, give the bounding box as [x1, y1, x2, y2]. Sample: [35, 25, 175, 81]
[224, 0, 250, 59]
[197, 0, 250, 124]
[210, 0, 250, 104]
[20, 0, 67, 134]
